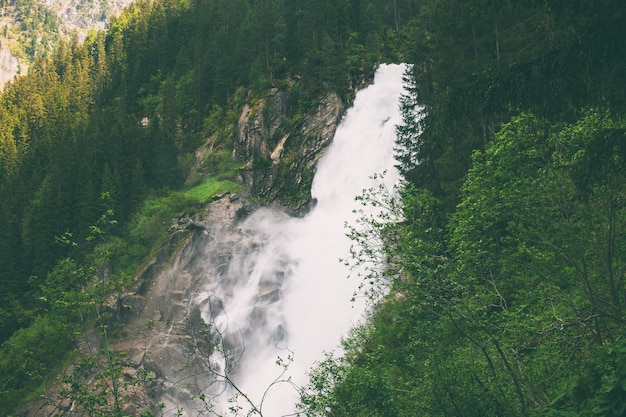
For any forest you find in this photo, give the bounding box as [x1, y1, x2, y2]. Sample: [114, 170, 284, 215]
[298, 1, 626, 416]
[0, 0, 415, 413]
[1, 0, 626, 415]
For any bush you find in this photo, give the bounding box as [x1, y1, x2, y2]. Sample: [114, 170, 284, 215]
[0, 314, 75, 414]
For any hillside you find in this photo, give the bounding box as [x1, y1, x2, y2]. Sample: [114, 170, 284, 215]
[299, 1, 626, 416]
[2, 0, 626, 415]
[0, 0, 132, 87]
[0, 0, 416, 414]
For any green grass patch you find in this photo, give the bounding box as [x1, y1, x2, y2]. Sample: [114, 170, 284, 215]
[121, 176, 242, 268]
[184, 177, 243, 204]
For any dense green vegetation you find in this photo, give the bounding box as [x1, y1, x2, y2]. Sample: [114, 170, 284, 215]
[298, 1, 626, 416]
[0, 0, 418, 413]
[3, 0, 625, 415]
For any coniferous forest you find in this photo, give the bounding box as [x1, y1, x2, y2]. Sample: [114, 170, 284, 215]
[1, 0, 626, 415]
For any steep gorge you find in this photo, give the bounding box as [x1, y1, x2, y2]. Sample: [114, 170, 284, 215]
[19, 64, 353, 416]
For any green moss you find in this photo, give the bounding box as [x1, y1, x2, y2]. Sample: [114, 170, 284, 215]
[184, 178, 243, 203]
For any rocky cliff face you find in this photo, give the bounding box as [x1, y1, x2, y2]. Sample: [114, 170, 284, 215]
[0, 44, 24, 86]
[20, 195, 252, 416]
[39, 0, 130, 32]
[18, 84, 346, 416]
[234, 88, 344, 209]
[113, 194, 254, 414]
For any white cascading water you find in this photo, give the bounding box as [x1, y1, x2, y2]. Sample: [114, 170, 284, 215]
[198, 63, 407, 415]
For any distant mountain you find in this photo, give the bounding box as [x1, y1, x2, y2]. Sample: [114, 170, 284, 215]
[0, 0, 132, 87]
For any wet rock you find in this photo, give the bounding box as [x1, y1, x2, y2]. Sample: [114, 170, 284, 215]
[234, 89, 344, 208]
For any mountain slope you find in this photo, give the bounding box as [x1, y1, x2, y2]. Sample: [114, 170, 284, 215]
[0, 0, 132, 87]
[0, 0, 418, 414]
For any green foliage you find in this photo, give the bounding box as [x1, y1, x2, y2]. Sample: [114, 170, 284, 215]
[125, 192, 193, 258]
[397, 0, 626, 213]
[298, 351, 347, 416]
[342, 172, 405, 302]
[0, 0, 419, 413]
[56, 349, 147, 417]
[302, 109, 626, 416]
[124, 176, 241, 268]
[0, 310, 76, 414]
[543, 338, 626, 417]
[340, 4, 626, 413]
[185, 178, 243, 204]
[0, 210, 148, 415]
[1, 0, 625, 415]
[303, 105, 626, 416]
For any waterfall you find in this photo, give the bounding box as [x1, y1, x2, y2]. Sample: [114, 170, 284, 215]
[194, 63, 407, 416]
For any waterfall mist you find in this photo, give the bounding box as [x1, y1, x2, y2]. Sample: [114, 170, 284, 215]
[193, 63, 407, 415]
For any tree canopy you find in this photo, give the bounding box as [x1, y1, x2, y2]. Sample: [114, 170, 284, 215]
[299, 1, 626, 416]
[0, 0, 419, 413]
[3, 0, 626, 415]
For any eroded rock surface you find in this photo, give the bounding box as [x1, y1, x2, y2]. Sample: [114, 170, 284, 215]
[235, 89, 344, 207]
[19, 194, 251, 416]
